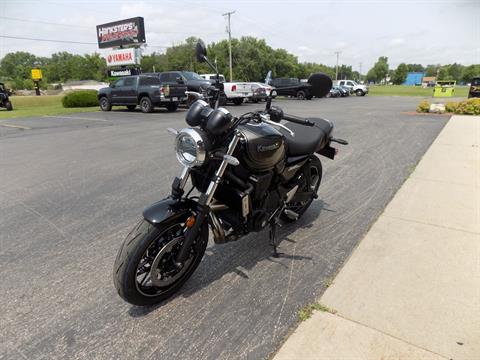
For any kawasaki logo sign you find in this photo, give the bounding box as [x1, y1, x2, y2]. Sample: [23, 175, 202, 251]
[96, 17, 146, 49]
[104, 48, 140, 66]
[108, 69, 141, 77]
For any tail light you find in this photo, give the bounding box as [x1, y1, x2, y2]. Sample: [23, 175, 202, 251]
[232, 85, 237, 92]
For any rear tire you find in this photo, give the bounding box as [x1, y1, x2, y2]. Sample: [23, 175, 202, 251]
[296, 90, 306, 100]
[233, 98, 244, 105]
[140, 97, 153, 113]
[281, 156, 322, 223]
[5, 100, 12, 111]
[165, 102, 178, 112]
[99, 97, 112, 111]
[113, 218, 208, 306]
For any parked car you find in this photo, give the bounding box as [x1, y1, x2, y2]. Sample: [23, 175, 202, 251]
[0, 82, 13, 111]
[468, 77, 480, 98]
[269, 77, 313, 99]
[98, 75, 187, 113]
[248, 82, 275, 102]
[200, 73, 253, 105]
[335, 80, 368, 96]
[333, 85, 349, 97]
[160, 71, 211, 93]
[326, 87, 342, 98]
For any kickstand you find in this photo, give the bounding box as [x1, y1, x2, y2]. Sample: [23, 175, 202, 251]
[269, 219, 283, 258]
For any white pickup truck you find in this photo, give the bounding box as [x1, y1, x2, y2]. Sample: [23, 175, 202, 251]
[200, 74, 253, 105]
[334, 80, 368, 96]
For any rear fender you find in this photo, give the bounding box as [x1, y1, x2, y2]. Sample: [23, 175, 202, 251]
[143, 197, 198, 227]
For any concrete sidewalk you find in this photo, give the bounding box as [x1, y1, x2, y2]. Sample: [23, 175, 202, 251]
[274, 115, 480, 360]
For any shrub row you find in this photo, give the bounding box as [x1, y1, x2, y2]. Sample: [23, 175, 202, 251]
[62, 90, 99, 108]
[416, 98, 480, 115]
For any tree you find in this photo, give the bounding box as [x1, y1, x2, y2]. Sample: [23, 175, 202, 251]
[392, 63, 408, 85]
[366, 56, 389, 83]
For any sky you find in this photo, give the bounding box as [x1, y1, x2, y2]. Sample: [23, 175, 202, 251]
[1, 0, 479, 73]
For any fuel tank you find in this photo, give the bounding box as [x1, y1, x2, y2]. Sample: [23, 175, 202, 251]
[236, 122, 286, 172]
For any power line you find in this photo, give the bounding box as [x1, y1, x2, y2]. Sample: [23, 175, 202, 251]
[0, 16, 90, 29]
[0, 35, 96, 45]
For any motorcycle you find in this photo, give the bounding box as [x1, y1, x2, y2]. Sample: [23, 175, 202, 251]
[113, 40, 348, 306]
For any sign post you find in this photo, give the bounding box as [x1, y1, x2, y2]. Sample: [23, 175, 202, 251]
[31, 68, 43, 96]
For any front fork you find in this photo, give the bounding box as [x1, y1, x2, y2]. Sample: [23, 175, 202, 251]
[174, 131, 242, 267]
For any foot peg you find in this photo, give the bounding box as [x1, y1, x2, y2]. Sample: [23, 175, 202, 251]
[284, 209, 299, 220]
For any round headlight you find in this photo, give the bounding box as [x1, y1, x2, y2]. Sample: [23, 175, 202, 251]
[175, 128, 208, 168]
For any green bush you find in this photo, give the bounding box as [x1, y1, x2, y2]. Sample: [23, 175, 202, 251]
[62, 90, 99, 108]
[416, 100, 430, 113]
[445, 101, 459, 113]
[455, 98, 480, 115]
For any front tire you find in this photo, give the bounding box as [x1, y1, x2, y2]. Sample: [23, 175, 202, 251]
[355, 89, 364, 96]
[5, 100, 12, 111]
[113, 218, 208, 306]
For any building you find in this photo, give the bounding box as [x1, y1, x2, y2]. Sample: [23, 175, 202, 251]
[404, 72, 425, 86]
[422, 76, 436, 87]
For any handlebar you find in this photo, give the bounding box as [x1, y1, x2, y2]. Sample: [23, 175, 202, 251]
[283, 113, 315, 127]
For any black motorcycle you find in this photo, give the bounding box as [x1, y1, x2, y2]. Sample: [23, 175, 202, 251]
[113, 40, 347, 306]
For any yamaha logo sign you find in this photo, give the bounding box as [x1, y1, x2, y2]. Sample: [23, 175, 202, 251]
[104, 48, 140, 66]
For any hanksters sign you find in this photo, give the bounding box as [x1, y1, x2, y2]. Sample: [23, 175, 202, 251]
[96, 17, 146, 49]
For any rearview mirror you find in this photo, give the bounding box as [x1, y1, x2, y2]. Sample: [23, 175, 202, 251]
[307, 73, 333, 98]
[196, 39, 207, 63]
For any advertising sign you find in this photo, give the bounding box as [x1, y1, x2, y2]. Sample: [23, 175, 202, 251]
[96, 17, 146, 49]
[107, 68, 141, 77]
[31, 69, 43, 80]
[104, 48, 141, 67]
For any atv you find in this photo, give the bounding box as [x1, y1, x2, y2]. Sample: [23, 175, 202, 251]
[0, 82, 13, 111]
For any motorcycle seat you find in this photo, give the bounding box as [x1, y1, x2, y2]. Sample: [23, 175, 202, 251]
[279, 118, 333, 156]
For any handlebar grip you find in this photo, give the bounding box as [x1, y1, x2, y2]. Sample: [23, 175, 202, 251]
[283, 113, 315, 126]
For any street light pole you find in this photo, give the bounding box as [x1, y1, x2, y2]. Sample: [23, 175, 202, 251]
[223, 11, 235, 82]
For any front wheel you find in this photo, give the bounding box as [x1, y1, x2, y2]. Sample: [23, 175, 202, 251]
[113, 218, 208, 306]
[355, 89, 364, 96]
[281, 156, 322, 223]
[296, 90, 306, 100]
[5, 100, 13, 111]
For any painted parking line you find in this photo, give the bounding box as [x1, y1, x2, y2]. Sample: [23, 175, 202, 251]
[43, 115, 111, 122]
[0, 123, 32, 130]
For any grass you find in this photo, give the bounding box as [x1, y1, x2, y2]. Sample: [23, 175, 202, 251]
[0, 95, 99, 120]
[369, 85, 469, 97]
[298, 302, 337, 321]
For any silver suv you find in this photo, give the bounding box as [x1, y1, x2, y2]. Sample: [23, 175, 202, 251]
[336, 80, 368, 96]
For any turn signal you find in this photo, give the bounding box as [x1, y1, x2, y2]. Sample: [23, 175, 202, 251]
[186, 215, 196, 228]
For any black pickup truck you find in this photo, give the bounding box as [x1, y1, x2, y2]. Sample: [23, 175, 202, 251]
[98, 75, 187, 113]
[269, 78, 313, 100]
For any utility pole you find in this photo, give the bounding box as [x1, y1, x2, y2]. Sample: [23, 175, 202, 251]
[334, 51, 341, 80]
[223, 10, 235, 82]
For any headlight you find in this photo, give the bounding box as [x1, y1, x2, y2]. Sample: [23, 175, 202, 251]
[175, 128, 209, 168]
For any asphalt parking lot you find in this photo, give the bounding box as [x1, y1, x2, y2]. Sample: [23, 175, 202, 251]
[0, 96, 448, 360]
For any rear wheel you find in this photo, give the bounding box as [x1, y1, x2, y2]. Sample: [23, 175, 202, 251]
[113, 218, 208, 306]
[5, 100, 12, 111]
[296, 90, 306, 100]
[99, 96, 112, 111]
[281, 156, 322, 223]
[126, 105, 136, 111]
[165, 102, 178, 112]
[140, 96, 153, 113]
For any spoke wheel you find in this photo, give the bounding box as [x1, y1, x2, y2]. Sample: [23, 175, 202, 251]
[114, 218, 208, 306]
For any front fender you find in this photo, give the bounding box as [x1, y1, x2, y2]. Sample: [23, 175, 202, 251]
[143, 197, 198, 227]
